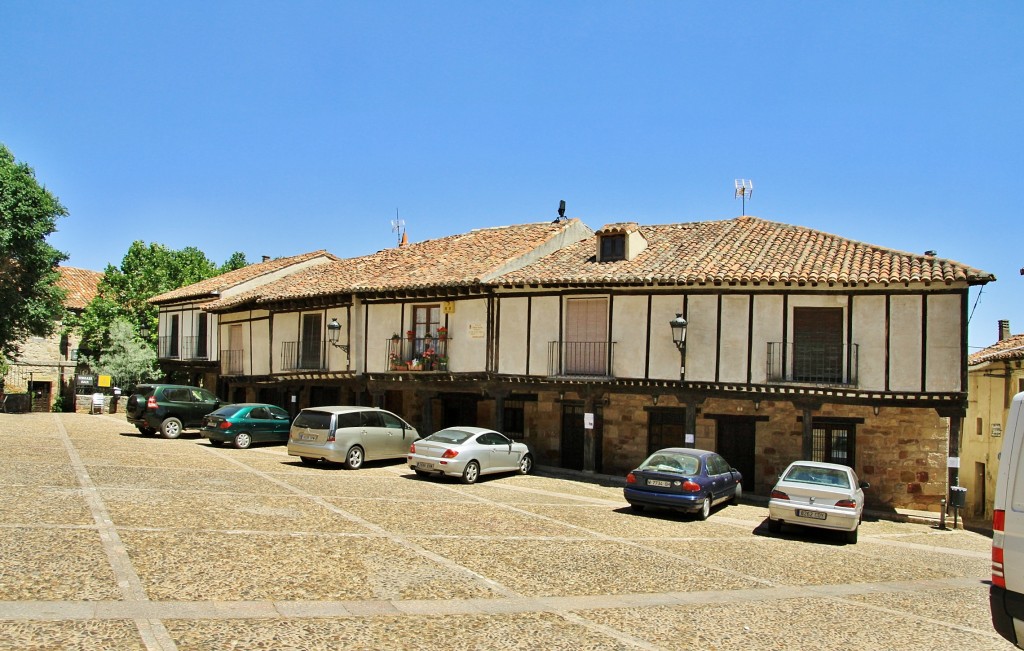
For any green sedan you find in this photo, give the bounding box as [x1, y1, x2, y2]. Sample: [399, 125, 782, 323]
[201, 403, 292, 449]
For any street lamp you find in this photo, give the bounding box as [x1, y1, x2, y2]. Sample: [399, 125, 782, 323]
[327, 318, 348, 352]
[139, 324, 151, 340]
[669, 313, 687, 379]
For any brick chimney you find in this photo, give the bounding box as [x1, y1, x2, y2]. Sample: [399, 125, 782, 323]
[999, 320, 1011, 341]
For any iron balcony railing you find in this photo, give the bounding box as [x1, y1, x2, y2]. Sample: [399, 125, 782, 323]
[281, 340, 328, 371]
[159, 336, 209, 361]
[766, 341, 859, 386]
[220, 349, 244, 376]
[385, 336, 451, 371]
[548, 341, 614, 377]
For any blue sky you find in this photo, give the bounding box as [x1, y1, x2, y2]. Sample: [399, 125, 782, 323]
[1, 2, 1020, 350]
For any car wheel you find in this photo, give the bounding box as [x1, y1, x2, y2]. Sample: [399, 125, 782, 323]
[160, 417, 182, 439]
[845, 527, 859, 544]
[233, 432, 252, 449]
[697, 496, 711, 521]
[461, 460, 480, 484]
[414, 469, 431, 478]
[343, 446, 364, 470]
[732, 482, 743, 504]
[208, 439, 223, 447]
[629, 503, 646, 512]
[299, 456, 319, 466]
[767, 517, 782, 534]
[518, 454, 533, 475]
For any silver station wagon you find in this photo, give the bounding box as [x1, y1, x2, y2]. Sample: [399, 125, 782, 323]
[287, 406, 419, 469]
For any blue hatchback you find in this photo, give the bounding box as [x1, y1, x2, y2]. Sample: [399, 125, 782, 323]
[624, 448, 742, 520]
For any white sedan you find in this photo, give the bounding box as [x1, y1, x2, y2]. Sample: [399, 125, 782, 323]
[408, 426, 533, 484]
[767, 460, 869, 544]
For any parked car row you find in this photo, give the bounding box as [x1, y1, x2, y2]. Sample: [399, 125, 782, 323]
[122, 384, 867, 542]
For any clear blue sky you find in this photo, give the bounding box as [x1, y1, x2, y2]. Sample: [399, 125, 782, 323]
[2, 2, 1020, 350]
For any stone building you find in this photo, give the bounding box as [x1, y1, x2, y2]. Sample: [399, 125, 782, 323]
[2, 266, 102, 411]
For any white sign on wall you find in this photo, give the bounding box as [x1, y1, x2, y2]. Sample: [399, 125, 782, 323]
[469, 323, 485, 339]
[584, 413, 594, 429]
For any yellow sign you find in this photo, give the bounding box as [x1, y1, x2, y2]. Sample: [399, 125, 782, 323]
[442, 301, 455, 314]
[98, 375, 112, 388]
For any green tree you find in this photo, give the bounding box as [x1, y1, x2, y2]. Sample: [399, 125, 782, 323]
[0, 144, 68, 359]
[77, 241, 245, 361]
[220, 251, 248, 273]
[95, 318, 158, 389]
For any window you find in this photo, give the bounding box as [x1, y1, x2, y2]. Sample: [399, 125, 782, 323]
[793, 307, 843, 383]
[811, 421, 855, 465]
[413, 305, 441, 355]
[648, 409, 687, 453]
[977, 417, 984, 436]
[196, 313, 208, 358]
[600, 234, 625, 261]
[299, 314, 322, 369]
[504, 399, 526, 439]
[169, 315, 180, 358]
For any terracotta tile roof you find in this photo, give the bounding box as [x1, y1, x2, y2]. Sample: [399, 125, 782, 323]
[969, 334, 1024, 365]
[495, 216, 995, 287]
[149, 250, 338, 305]
[56, 266, 102, 310]
[206, 220, 593, 310]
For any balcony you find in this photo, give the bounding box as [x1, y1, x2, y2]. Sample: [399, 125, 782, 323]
[385, 336, 450, 371]
[548, 341, 614, 377]
[281, 340, 328, 371]
[766, 341, 859, 387]
[158, 336, 209, 361]
[220, 349, 244, 376]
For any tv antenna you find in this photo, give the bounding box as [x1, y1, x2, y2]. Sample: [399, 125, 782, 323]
[391, 210, 406, 246]
[734, 179, 753, 215]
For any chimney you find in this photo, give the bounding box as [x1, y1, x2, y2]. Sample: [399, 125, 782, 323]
[999, 320, 1011, 341]
[262, 255, 270, 263]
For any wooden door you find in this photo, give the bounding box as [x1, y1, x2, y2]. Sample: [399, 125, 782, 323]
[565, 298, 608, 375]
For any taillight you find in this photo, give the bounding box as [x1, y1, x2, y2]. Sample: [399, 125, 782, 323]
[770, 489, 790, 500]
[327, 429, 336, 443]
[626, 472, 636, 484]
[834, 499, 857, 509]
[409, 442, 416, 453]
[681, 480, 701, 492]
[146, 396, 158, 410]
[218, 421, 232, 430]
[441, 448, 459, 459]
[993, 509, 1006, 588]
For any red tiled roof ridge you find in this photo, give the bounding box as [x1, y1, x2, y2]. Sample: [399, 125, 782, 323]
[149, 250, 338, 304]
[969, 333, 1024, 365]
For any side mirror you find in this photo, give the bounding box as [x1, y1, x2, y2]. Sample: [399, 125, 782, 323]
[860, 481, 870, 489]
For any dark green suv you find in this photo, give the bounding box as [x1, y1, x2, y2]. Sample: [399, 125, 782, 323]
[125, 384, 223, 439]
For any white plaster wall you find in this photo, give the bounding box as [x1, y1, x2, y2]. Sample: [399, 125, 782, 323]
[750, 294, 783, 384]
[498, 297, 529, 375]
[453, 298, 488, 370]
[250, 317, 271, 375]
[685, 295, 719, 382]
[719, 295, 750, 383]
[529, 296, 561, 376]
[852, 295, 887, 390]
[272, 312, 301, 374]
[926, 293, 963, 392]
[889, 295, 923, 391]
[649, 295, 686, 381]
[365, 303, 403, 372]
[611, 295, 649, 379]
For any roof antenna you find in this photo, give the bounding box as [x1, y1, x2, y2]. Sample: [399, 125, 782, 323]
[391, 210, 406, 247]
[553, 199, 567, 223]
[734, 179, 753, 216]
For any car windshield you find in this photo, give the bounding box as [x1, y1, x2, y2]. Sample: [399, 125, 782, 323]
[212, 405, 245, 418]
[783, 465, 851, 489]
[427, 429, 473, 445]
[639, 452, 700, 475]
[293, 410, 333, 430]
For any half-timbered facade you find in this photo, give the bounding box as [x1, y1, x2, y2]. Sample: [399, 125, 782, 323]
[170, 216, 992, 511]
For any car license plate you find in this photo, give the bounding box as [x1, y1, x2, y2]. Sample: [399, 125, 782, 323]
[647, 479, 671, 488]
[416, 462, 434, 470]
[300, 434, 317, 441]
[797, 509, 827, 520]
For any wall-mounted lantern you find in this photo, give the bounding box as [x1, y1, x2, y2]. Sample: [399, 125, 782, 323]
[327, 318, 348, 353]
[669, 313, 688, 379]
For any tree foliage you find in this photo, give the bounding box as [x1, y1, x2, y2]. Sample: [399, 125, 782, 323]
[95, 318, 158, 389]
[77, 241, 246, 362]
[0, 144, 68, 359]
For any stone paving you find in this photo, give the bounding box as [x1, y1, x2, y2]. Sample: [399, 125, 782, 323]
[0, 412, 1011, 650]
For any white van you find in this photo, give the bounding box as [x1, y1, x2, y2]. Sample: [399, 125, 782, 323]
[287, 406, 418, 469]
[991, 392, 1024, 646]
